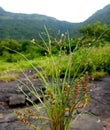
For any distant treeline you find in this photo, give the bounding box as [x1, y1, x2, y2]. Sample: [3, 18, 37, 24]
[0, 22, 110, 62]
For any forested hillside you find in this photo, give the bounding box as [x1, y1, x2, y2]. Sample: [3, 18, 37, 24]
[0, 4, 110, 40]
[83, 4, 110, 25]
[0, 7, 80, 40]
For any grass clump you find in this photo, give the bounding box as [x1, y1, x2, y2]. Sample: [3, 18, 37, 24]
[0, 72, 19, 82]
[91, 71, 108, 80]
[84, 44, 110, 74]
[14, 28, 91, 130]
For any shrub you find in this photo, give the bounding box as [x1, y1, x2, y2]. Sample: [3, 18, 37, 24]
[0, 39, 21, 56]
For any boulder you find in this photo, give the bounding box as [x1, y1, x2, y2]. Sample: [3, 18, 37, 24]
[9, 94, 25, 106]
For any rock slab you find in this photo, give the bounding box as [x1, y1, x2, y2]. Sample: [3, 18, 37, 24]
[9, 94, 25, 106]
[70, 113, 104, 130]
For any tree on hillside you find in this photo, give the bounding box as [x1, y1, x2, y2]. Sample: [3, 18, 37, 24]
[79, 22, 110, 46]
[80, 21, 108, 39]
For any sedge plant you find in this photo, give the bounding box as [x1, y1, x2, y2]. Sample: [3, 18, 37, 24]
[11, 27, 91, 130]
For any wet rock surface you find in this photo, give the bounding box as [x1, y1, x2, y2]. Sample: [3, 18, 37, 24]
[0, 70, 110, 130]
[89, 75, 110, 119]
[70, 113, 104, 130]
[0, 69, 44, 113]
[9, 94, 26, 106]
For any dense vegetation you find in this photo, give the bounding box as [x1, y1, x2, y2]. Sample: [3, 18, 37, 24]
[0, 22, 110, 80]
[0, 7, 80, 40]
[0, 4, 110, 79]
[0, 5, 110, 130]
[0, 4, 110, 40]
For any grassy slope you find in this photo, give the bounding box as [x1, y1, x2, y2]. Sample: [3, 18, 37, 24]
[0, 43, 110, 81]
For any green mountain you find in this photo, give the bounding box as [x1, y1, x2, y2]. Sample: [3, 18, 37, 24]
[0, 4, 110, 40]
[83, 4, 110, 25]
[0, 7, 80, 40]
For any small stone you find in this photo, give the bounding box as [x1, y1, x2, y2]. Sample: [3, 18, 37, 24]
[97, 119, 101, 123]
[9, 94, 25, 106]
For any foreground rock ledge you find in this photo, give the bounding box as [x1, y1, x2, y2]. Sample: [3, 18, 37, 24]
[70, 113, 103, 130]
[0, 112, 104, 130]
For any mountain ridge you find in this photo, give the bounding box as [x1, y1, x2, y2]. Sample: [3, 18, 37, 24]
[0, 7, 80, 40]
[83, 4, 110, 25]
[0, 4, 110, 40]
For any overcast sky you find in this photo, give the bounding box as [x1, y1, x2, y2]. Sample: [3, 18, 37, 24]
[0, 0, 110, 22]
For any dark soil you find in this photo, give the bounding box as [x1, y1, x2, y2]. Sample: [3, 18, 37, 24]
[0, 70, 110, 130]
